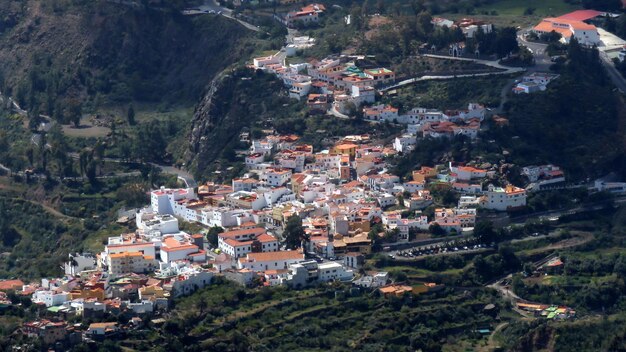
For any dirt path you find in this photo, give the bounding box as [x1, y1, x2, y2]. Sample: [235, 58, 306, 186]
[521, 231, 594, 256]
[0, 195, 75, 220]
[480, 322, 508, 352]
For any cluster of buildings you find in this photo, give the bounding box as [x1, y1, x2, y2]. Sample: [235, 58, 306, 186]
[252, 54, 394, 114]
[275, 3, 326, 28]
[532, 10, 605, 46]
[377, 103, 486, 152]
[19, 317, 147, 347]
[522, 164, 566, 191]
[516, 302, 576, 320]
[430, 17, 493, 56]
[431, 17, 493, 38]
[513, 72, 560, 94]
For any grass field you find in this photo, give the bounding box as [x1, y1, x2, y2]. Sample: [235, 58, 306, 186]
[385, 75, 513, 111]
[443, 0, 581, 28]
[62, 118, 111, 138]
[474, 0, 579, 17]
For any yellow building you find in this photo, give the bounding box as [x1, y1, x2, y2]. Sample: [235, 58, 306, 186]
[139, 285, 170, 301]
[332, 143, 358, 159]
[107, 252, 156, 275]
[70, 288, 105, 301]
[412, 166, 437, 183]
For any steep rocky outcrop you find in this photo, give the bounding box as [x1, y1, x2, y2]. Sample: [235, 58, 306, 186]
[186, 72, 230, 170]
[185, 69, 299, 178]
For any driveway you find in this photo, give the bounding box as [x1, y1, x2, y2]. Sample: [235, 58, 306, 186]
[518, 27, 626, 93]
[192, 0, 261, 32]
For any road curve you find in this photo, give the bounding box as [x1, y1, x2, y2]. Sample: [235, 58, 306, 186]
[380, 55, 525, 92]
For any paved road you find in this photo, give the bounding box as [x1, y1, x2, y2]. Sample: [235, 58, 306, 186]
[28, 153, 198, 185]
[151, 163, 197, 188]
[189, 0, 261, 32]
[509, 195, 626, 224]
[599, 50, 626, 93]
[518, 28, 626, 93]
[380, 55, 525, 92]
[517, 30, 552, 71]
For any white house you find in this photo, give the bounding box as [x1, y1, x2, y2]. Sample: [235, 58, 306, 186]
[136, 211, 179, 235]
[87, 322, 119, 337]
[159, 236, 205, 263]
[245, 153, 265, 167]
[237, 251, 305, 271]
[533, 17, 600, 46]
[253, 55, 282, 69]
[482, 184, 527, 211]
[449, 163, 491, 180]
[261, 168, 292, 187]
[363, 104, 399, 122]
[393, 134, 416, 153]
[32, 291, 70, 307]
[232, 178, 261, 192]
[150, 187, 196, 215]
[396, 217, 429, 241]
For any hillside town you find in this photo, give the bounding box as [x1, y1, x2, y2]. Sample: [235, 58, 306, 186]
[7, 3, 626, 343]
[0, 119, 569, 345]
[4, 0, 626, 350]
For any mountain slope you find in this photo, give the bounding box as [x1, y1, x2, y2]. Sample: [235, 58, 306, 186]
[0, 0, 256, 110]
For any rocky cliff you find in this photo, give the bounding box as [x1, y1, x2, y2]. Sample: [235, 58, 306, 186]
[185, 69, 300, 178]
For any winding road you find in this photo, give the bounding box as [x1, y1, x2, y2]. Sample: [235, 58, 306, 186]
[187, 0, 262, 33]
[380, 54, 526, 92]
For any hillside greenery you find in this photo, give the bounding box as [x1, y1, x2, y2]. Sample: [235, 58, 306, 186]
[487, 40, 625, 180]
[0, 0, 257, 117]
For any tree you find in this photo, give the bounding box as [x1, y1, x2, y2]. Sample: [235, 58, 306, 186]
[361, 0, 370, 17]
[474, 220, 496, 243]
[376, 0, 384, 14]
[283, 215, 306, 250]
[495, 27, 519, 58]
[149, 166, 161, 187]
[582, 0, 622, 11]
[540, 30, 561, 43]
[27, 107, 42, 131]
[429, 223, 446, 237]
[206, 226, 224, 248]
[127, 104, 136, 125]
[67, 99, 82, 127]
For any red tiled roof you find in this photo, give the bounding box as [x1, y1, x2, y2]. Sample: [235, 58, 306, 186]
[220, 227, 265, 239]
[557, 10, 603, 21]
[257, 233, 278, 243]
[224, 238, 254, 247]
[0, 279, 24, 291]
[239, 250, 304, 263]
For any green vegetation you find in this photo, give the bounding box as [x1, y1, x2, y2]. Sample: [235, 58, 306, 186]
[497, 315, 626, 352]
[0, 0, 257, 116]
[77, 278, 505, 352]
[485, 41, 626, 181]
[443, 0, 580, 27]
[385, 75, 512, 111]
[0, 196, 89, 278]
[466, 0, 578, 17]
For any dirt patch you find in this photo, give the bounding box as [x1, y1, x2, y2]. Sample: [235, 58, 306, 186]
[523, 232, 594, 256]
[62, 117, 111, 138]
[365, 15, 392, 40]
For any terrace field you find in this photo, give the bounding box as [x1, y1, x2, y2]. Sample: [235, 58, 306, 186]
[443, 0, 581, 28]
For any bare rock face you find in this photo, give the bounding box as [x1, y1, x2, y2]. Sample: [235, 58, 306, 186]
[184, 68, 289, 178]
[186, 74, 226, 171]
